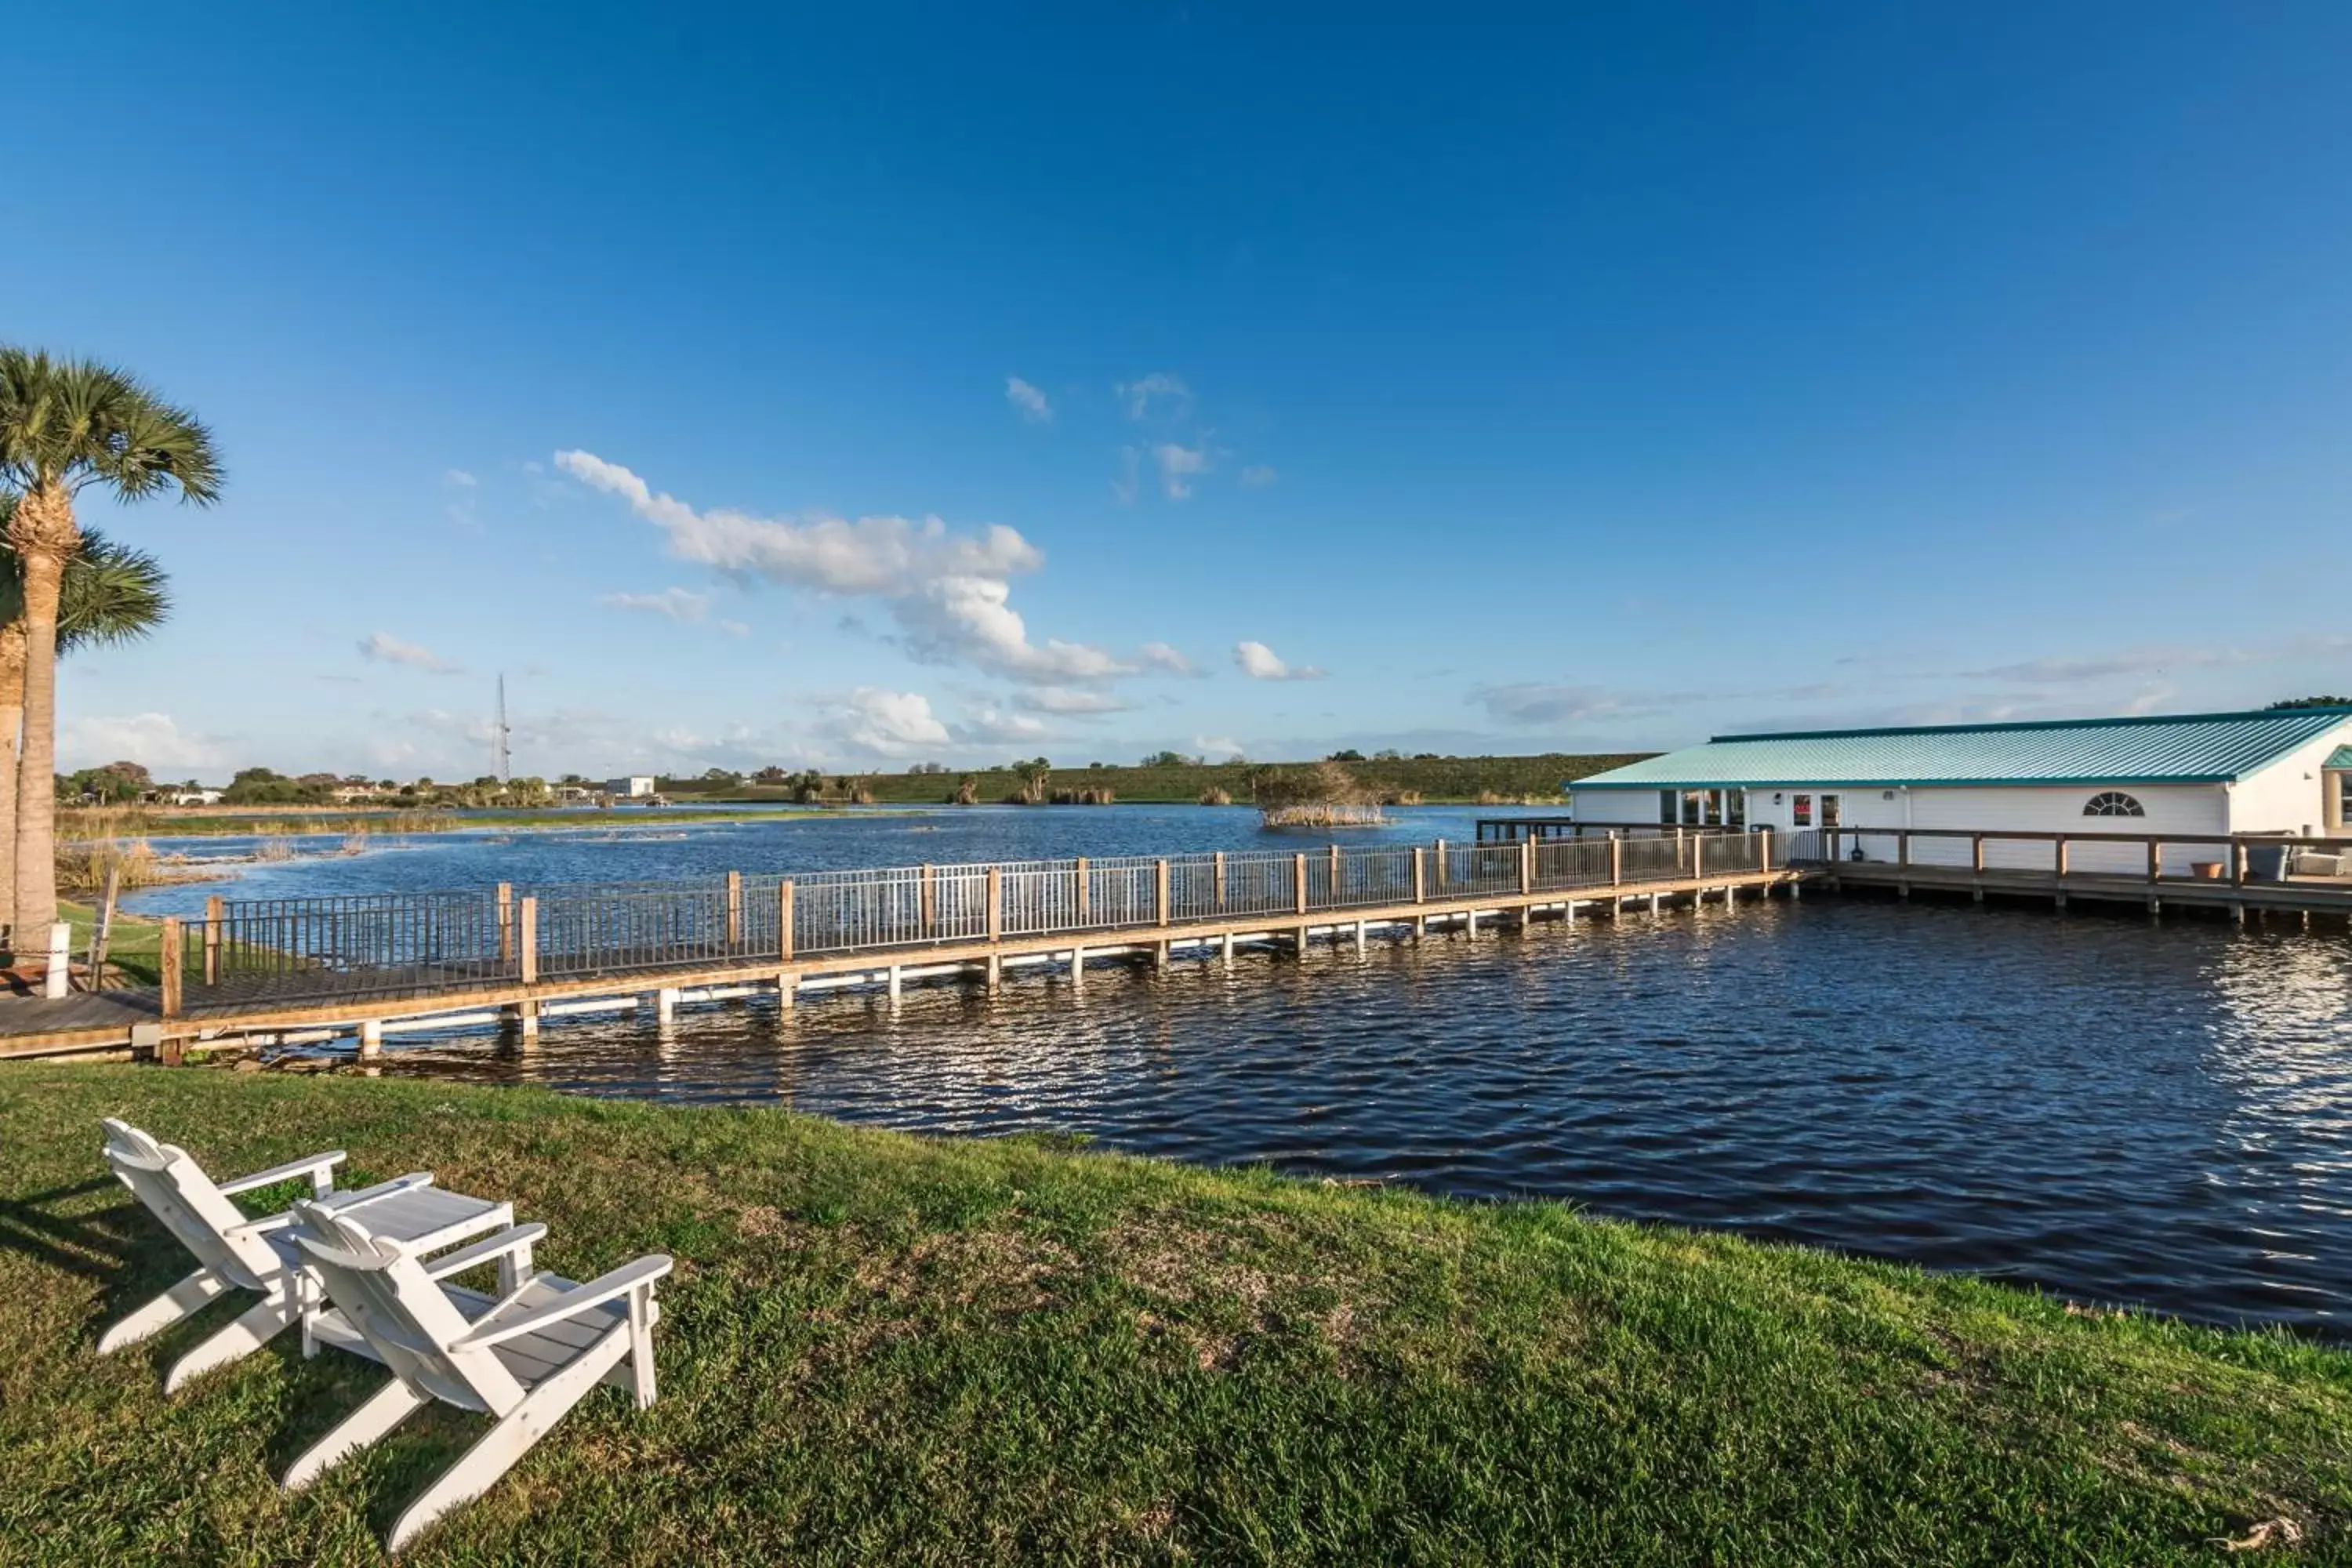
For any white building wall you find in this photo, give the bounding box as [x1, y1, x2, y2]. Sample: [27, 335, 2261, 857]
[1568, 789, 1671, 826]
[2224, 721, 2352, 835]
[1903, 783, 2226, 873]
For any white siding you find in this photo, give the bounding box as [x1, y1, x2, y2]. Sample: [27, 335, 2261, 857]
[1903, 783, 2226, 873]
[2225, 720, 2352, 835]
[1569, 789, 1671, 826]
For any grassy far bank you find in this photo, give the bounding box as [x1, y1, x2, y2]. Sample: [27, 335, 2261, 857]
[677, 752, 1650, 807]
[2, 1068, 2347, 1564]
[56, 804, 927, 840]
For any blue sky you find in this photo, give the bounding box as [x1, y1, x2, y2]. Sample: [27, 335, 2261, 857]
[8, 3, 2351, 781]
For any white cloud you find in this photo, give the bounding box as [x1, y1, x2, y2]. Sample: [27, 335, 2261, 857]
[557, 449, 1135, 685]
[1138, 641, 1196, 676]
[1017, 686, 1132, 715]
[1234, 640, 1325, 681]
[952, 706, 1054, 745]
[358, 632, 461, 674]
[719, 619, 751, 638]
[896, 576, 1134, 681]
[1959, 646, 2254, 684]
[557, 450, 1041, 593]
[1195, 735, 1245, 759]
[443, 469, 477, 488]
[1154, 443, 1207, 499]
[1469, 682, 1719, 724]
[818, 688, 953, 757]
[1005, 376, 1052, 424]
[1112, 446, 1142, 506]
[1115, 372, 1190, 421]
[601, 587, 713, 623]
[58, 713, 231, 774]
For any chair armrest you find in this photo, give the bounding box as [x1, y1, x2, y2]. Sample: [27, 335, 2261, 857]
[455, 1255, 674, 1348]
[314, 1173, 436, 1213]
[232, 1172, 436, 1236]
[217, 1149, 347, 1196]
[423, 1224, 547, 1282]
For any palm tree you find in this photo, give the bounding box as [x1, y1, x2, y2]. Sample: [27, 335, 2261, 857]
[0, 494, 172, 938]
[0, 350, 219, 948]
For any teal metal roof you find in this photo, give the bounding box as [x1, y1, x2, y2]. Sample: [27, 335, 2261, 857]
[2329, 746, 2352, 770]
[1573, 708, 2352, 790]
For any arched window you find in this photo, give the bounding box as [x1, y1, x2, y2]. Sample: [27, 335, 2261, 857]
[2084, 790, 2145, 818]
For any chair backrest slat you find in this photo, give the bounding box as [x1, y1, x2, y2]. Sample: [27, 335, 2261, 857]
[290, 1201, 526, 1416]
[101, 1119, 281, 1290]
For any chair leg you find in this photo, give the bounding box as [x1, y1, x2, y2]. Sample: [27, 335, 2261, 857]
[383, 1327, 629, 1556]
[97, 1266, 227, 1354]
[626, 1288, 656, 1410]
[163, 1288, 294, 1393]
[283, 1378, 429, 1492]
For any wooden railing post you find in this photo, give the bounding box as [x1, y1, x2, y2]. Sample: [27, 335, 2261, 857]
[2147, 839, 2161, 883]
[1433, 838, 1447, 891]
[1759, 830, 1772, 874]
[778, 880, 795, 960]
[518, 897, 538, 985]
[1075, 857, 1090, 924]
[1609, 834, 1622, 887]
[1972, 834, 1985, 874]
[1156, 858, 1171, 926]
[2055, 836, 2069, 880]
[919, 863, 935, 936]
[159, 917, 183, 1018]
[1413, 846, 1427, 902]
[1214, 851, 1227, 911]
[2232, 840, 2247, 887]
[985, 868, 1001, 942]
[203, 895, 223, 985]
[1693, 835, 1704, 879]
[726, 871, 744, 946]
[495, 884, 514, 965]
[1519, 837, 1534, 895]
[1294, 852, 1309, 915]
[1328, 844, 1341, 903]
[1897, 832, 1910, 870]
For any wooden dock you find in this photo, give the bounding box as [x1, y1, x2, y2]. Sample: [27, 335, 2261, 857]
[0, 833, 1792, 1060]
[1798, 826, 2352, 919]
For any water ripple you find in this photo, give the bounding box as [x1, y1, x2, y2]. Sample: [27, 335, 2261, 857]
[368, 894, 2352, 1336]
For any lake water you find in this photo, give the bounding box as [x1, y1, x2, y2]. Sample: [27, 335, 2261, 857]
[129, 805, 2352, 1336]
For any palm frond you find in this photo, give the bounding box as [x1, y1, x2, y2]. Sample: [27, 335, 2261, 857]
[58, 529, 170, 652]
[0, 346, 223, 505]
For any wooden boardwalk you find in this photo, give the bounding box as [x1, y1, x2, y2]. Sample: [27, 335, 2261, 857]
[0, 833, 1791, 1059]
[1798, 826, 2352, 919]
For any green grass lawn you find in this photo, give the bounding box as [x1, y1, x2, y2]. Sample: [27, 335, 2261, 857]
[2, 1065, 2347, 1563]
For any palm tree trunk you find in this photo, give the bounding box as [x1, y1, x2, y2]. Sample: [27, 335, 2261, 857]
[0, 622, 24, 947]
[11, 486, 75, 954]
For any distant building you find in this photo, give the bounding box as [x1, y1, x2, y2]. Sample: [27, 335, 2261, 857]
[1568, 706, 2352, 872]
[167, 789, 224, 807]
[605, 775, 657, 799]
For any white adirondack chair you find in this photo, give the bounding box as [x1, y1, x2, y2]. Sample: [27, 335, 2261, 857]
[97, 1118, 512, 1392]
[285, 1198, 673, 1555]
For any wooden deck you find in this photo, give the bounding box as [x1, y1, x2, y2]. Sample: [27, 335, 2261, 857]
[0, 867, 1796, 1058]
[1802, 825, 2352, 919]
[1826, 860, 2352, 915]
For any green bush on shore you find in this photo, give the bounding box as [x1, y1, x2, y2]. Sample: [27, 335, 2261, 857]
[2, 1064, 2347, 1563]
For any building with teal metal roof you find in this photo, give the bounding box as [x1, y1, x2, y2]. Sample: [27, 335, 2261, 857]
[1569, 707, 2352, 850]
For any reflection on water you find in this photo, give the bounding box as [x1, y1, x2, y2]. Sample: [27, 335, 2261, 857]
[371, 895, 2352, 1336]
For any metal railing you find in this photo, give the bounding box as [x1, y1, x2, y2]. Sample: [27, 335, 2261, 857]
[1785, 826, 2352, 887]
[154, 829, 1773, 1013]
